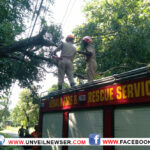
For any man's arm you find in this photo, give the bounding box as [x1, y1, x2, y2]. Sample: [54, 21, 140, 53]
[53, 42, 63, 55]
[78, 51, 92, 57]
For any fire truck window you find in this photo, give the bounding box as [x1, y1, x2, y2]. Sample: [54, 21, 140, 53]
[68, 109, 103, 150]
[115, 106, 150, 150]
[42, 112, 63, 150]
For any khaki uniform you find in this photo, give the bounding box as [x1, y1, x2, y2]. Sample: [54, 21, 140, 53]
[55, 42, 76, 87]
[85, 44, 97, 81]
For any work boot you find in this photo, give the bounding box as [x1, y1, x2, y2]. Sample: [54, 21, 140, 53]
[58, 85, 62, 90]
[71, 83, 75, 87]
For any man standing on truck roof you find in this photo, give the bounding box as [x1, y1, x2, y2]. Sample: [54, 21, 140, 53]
[53, 35, 76, 90]
[78, 36, 97, 82]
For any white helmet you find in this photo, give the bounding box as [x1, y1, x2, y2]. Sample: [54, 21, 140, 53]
[83, 36, 92, 43]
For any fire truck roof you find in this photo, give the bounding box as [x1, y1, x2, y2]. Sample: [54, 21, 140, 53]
[41, 66, 150, 100]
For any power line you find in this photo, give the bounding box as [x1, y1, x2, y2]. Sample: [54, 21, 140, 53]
[61, 0, 73, 24]
[39, 0, 49, 32]
[28, 0, 39, 37]
[62, 0, 78, 28]
[29, 0, 45, 39]
[31, 0, 39, 21]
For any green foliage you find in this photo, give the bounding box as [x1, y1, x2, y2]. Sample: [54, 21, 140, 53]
[48, 83, 69, 92]
[0, 132, 11, 138]
[0, 146, 23, 150]
[0, 0, 32, 92]
[0, 91, 10, 126]
[0, 0, 31, 46]
[0, 132, 23, 150]
[0, 0, 63, 92]
[11, 89, 39, 127]
[73, 0, 150, 77]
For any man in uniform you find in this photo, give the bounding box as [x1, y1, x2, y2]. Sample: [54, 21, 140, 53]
[78, 36, 97, 82]
[53, 35, 76, 90]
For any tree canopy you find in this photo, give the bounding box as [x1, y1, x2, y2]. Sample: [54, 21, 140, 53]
[0, 0, 62, 93]
[11, 89, 39, 126]
[48, 83, 69, 93]
[0, 91, 10, 126]
[1, 0, 150, 96]
[73, 0, 150, 77]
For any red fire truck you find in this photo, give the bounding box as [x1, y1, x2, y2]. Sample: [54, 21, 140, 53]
[39, 66, 150, 150]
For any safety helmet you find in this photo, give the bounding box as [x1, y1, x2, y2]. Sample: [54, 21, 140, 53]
[66, 35, 74, 42]
[67, 34, 74, 39]
[83, 36, 92, 43]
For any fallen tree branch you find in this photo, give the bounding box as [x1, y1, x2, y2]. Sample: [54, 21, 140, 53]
[74, 65, 132, 80]
[6, 55, 27, 63]
[98, 65, 132, 75]
[38, 66, 57, 74]
[22, 50, 58, 66]
[0, 29, 55, 57]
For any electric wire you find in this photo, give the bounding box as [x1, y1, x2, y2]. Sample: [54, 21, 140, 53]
[40, 0, 50, 31]
[29, 0, 45, 39]
[31, 0, 39, 21]
[28, 0, 39, 37]
[62, 0, 77, 28]
[61, 0, 73, 24]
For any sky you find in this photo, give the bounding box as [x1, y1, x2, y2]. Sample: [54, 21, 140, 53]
[53, 0, 85, 36]
[9, 0, 86, 109]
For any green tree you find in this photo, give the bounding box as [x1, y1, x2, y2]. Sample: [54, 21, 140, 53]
[11, 89, 39, 126]
[48, 83, 69, 93]
[0, 0, 62, 94]
[0, 92, 10, 127]
[73, 0, 150, 77]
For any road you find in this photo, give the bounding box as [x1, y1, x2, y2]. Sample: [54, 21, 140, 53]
[0, 130, 25, 150]
[0, 130, 19, 138]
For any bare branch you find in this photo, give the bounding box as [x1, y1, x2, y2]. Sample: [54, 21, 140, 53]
[22, 50, 58, 66]
[98, 65, 131, 75]
[136, 61, 148, 65]
[38, 66, 57, 75]
[7, 55, 27, 63]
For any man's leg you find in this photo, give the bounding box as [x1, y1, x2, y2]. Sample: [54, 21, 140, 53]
[66, 60, 75, 87]
[86, 60, 97, 82]
[86, 64, 92, 82]
[58, 60, 65, 90]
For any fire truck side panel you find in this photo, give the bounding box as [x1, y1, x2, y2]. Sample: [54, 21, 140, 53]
[42, 112, 63, 150]
[68, 109, 103, 150]
[39, 67, 150, 150]
[115, 106, 150, 150]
